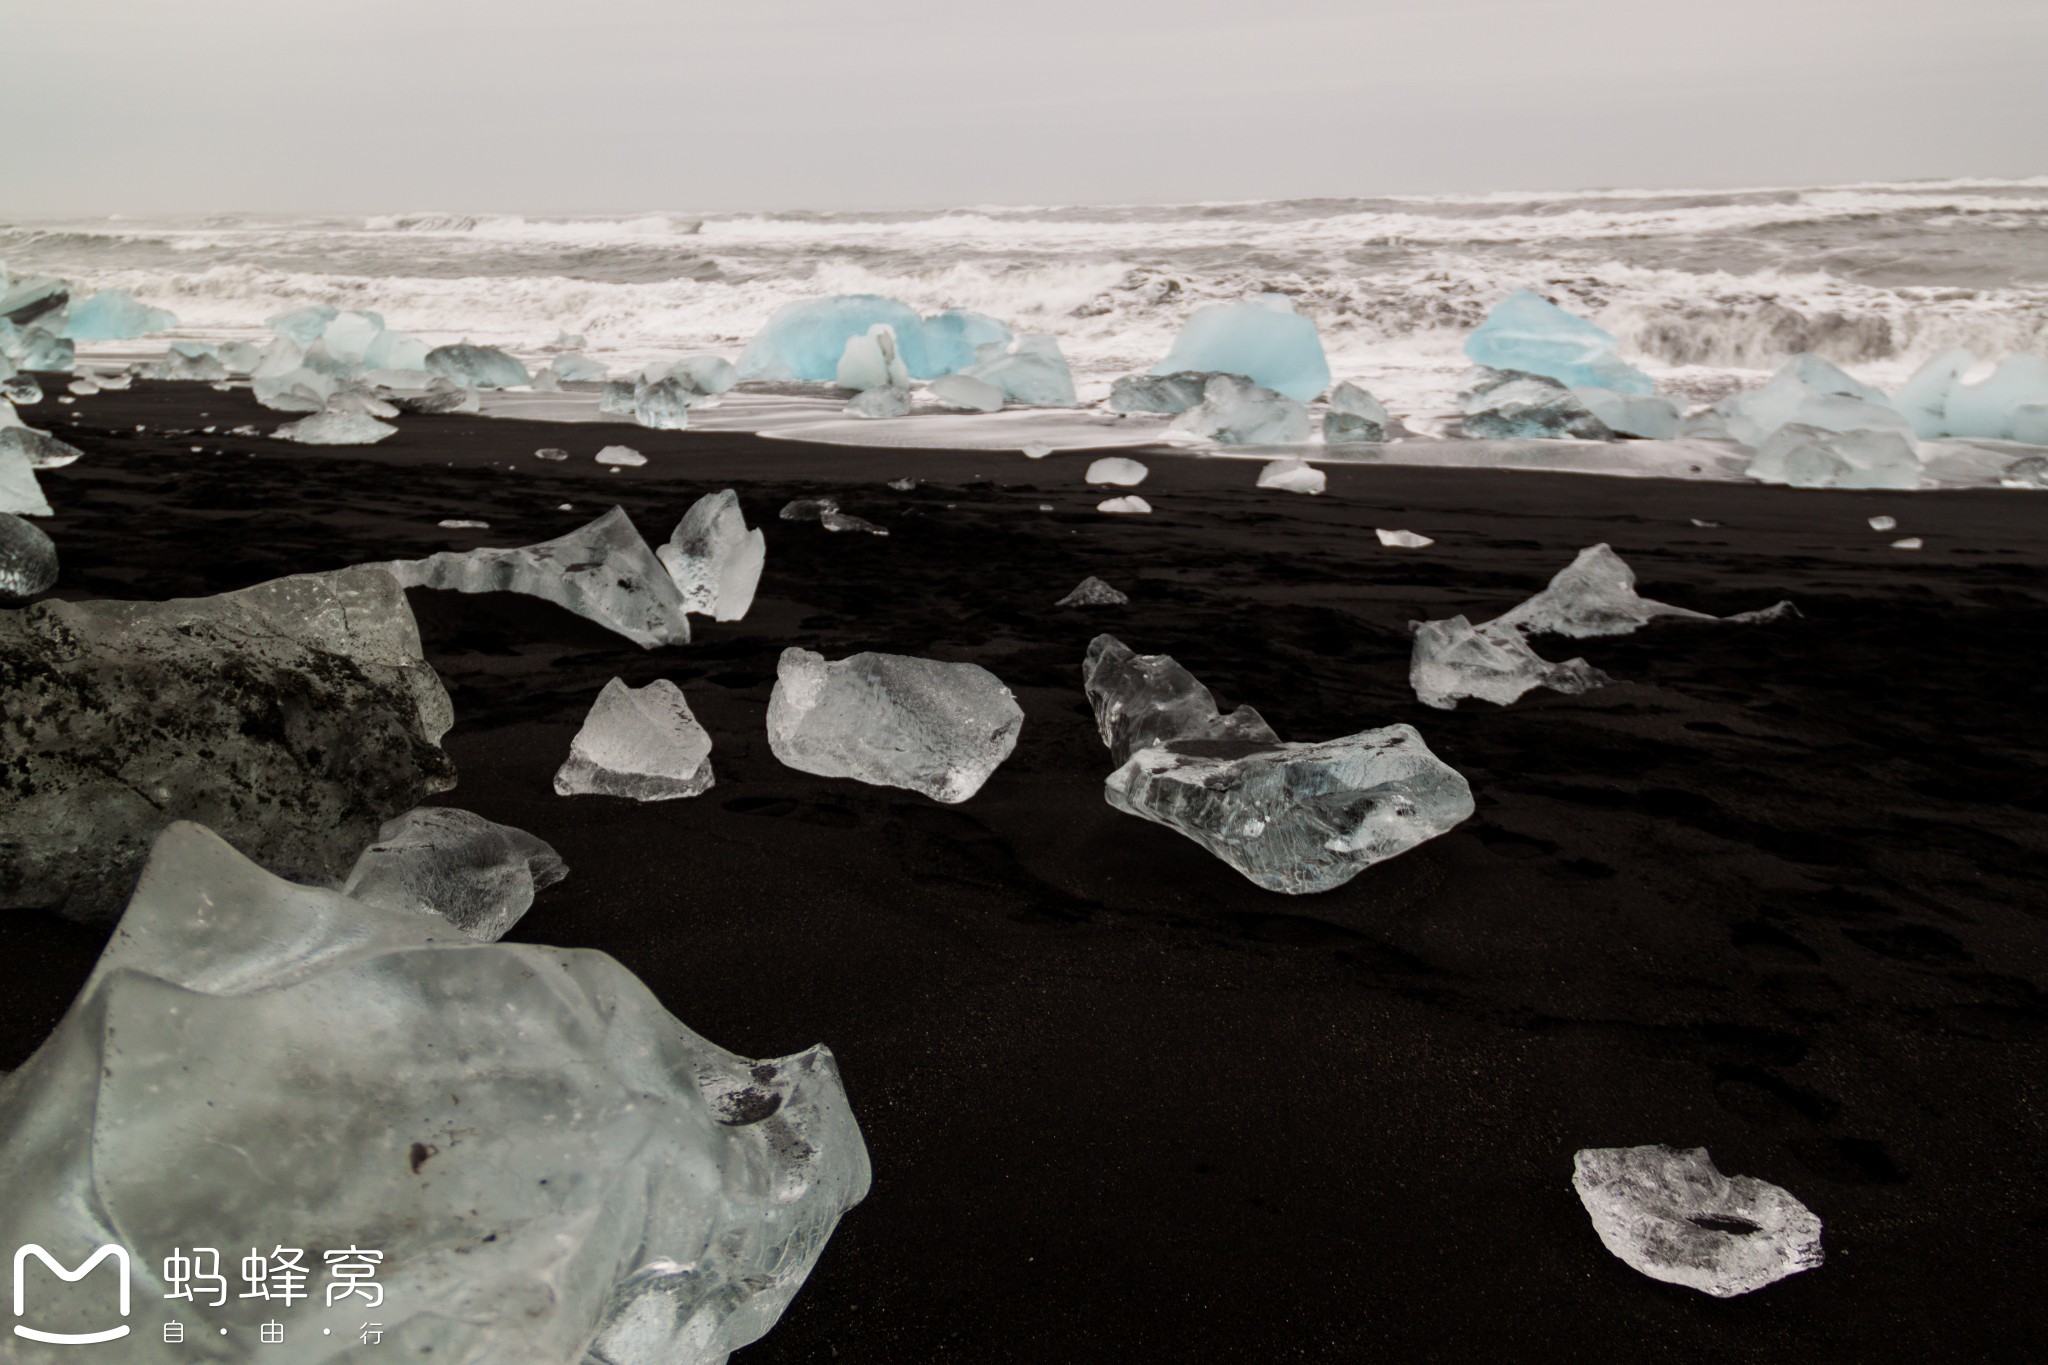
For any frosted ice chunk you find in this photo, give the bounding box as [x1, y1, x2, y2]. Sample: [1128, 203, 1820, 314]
[340, 806, 567, 941]
[1057, 576, 1128, 606]
[837, 323, 912, 392]
[274, 410, 397, 445]
[379, 506, 691, 648]
[1459, 369, 1612, 440]
[59, 289, 177, 341]
[1409, 615, 1608, 709]
[1494, 543, 1790, 638]
[928, 373, 1005, 412]
[1944, 354, 2048, 439]
[13, 329, 74, 373]
[555, 676, 715, 801]
[1893, 348, 1973, 439]
[1082, 634, 1278, 766]
[961, 333, 1079, 407]
[634, 376, 693, 429]
[536, 446, 569, 461]
[1868, 514, 1897, 531]
[921, 308, 1014, 374]
[425, 341, 531, 389]
[1715, 354, 1908, 446]
[0, 445, 53, 515]
[1171, 374, 1312, 444]
[658, 489, 764, 621]
[67, 376, 99, 396]
[328, 384, 402, 418]
[0, 566, 455, 918]
[145, 342, 230, 382]
[394, 381, 480, 415]
[312, 309, 381, 364]
[1149, 296, 1332, 402]
[1323, 380, 1391, 443]
[0, 276, 67, 327]
[846, 384, 913, 418]
[740, 294, 936, 381]
[0, 511, 57, 602]
[363, 326, 431, 372]
[0, 821, 869, 1358]
[822, 509, 888, 535]
[550, 350, 610, 383]
[768, 647, 1023, 802]
[1257, 458, 1324, 495]
[267, 303, 338, 345]
[1745, 423, 1921, 490]
[601, 377, 639, 415]
[1097, 495, 1151, 514]
[1892, 536, 1923, 550]
[1109, 371, 1221, 415]
[1, 375, 39, 404]
[1377, 529, 1433, 548]
[597, 444, 648, 466]
[780, 497, 839, 521]
[1086, 456, 1148, 486]
[1573, 1145, 1823, 1297]
[0, 426, 84, 469]
[1464, 290, 1653, 394]
[1571, 387, 1680, 439]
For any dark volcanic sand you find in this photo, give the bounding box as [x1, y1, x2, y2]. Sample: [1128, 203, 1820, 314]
[7, 382, 2046, 1362]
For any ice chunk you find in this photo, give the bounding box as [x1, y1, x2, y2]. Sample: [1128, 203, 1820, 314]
[0, 276, 67, 326]
[315, 309, 383, 364]
[14, 329, 74, 373]
[0, 566, 454, 918]
[550, 350, 610, 383]
[1109, 371, 1222, 415]
[67, 376, 100, 396]
[740, 294, 936, 380]
[2, 374, 39, 404]
[780, 497, 840, 521]
[1573, 1145, 1823, 1297]
[1057, 576, 1128, 606]
[601, 377, 639, 415]
[1149, 295, 1332, 402]
[328, 384, 402, 418]
[961, 333, 1079, 407]
[1571, 387, 1680, 439]
[846, 384, 913, 418]
[393, 381, 480, 415]
[1023, 442, 1052, 459]
[2013, 406, 2048, 446]
[1745, 423, 1921, 491]
[1494, 543, 1790, 638]
[438, 519, 489, 529]
[822, 509, 888, 535]
[1171, 374, 1313, 444]
[633, 376, 693, 430]
[597, 444, 648, 466]
[1377, 529, 1433, 548]
[1893, 348, 1973, 439]
[1464, 290, 1654, 394]
[363, 326, 431, 372]
[274, 410, 397, 445]
[658, 489, 764, 621]
[145, 341, 230, 382]
[1086, 455, 1148, 486]
[1105, 725, 1475, 894]
[267, 303, 338, 345]
[1082, 634, 1278, 765]
[1715, 354, 1909, 446]
[1323, 381, 1391, 443]
[1944, 354, 2048, 439]
[0, 426, 84, 469]
[921, 308, 1014, 374]
[837, 324, 912, 392]
[425, 341, 531, 389]
[379, 506, 691, 648]
[768, 647, 1023, 802]
[928, 372, 1005, 412]
[1892, 536, 1923, 550]
[59, 289, 177, 341]
[0, 820, 870, 1358]
[1256, 458, 1324, 495]
[0, 445, 53, 516]
[339, 806, 567, 941]
[1868, 514, 1897, 531]
[555, 676, 715, 802]
[536, 446, 569, 461]
[1409, 615, 1608, 709]
[0, 511, 58, 602]
[1459, 369, 1612, 440]
[1097, 495, 1152, 514]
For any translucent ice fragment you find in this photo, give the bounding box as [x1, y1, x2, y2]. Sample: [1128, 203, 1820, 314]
[1944, 354, 2048, 440]
[1377, 529, 1433, 548]
[1745, 423, 1921, 491]
[1494, 543, 1790, 638]
[1459, 369, 1612, 440]
[928, 373, 1005, 412]
[1573, 1145, 1823, 1297]
[1715, 354, 1907, 446]
[837, 324, 912, 392]
[14, 330, 74, 374]
[0, 426, 84, 469]
[274, 410, 397, 445]
[0, 446, 54, 515]
[920, 309, 1014, 374]
[0, 510, 58, 602]
[340, 806, 567, 941]
[1256, 458, 1324, 495]
[1023, 443, 1052, 459]
[555, 676, 715, 801]
[1464, 290, 1653, 394]
[1149, 295, 1332, 402]
[145, 342, 230, 382]
[59, 289, 177, 341]
[961, 334, 1079, 407]
[1892, 537, 1923, 550]
[1892, 348, 1973, 439]
[780, 497, 839, 521]
[1171, 374, 1312, 445]
[1571, 387, 1680, 439]
[1086, 456, 1148, 486]
[634, 376, 693, 430]
[1082, 634, 1278, 766]
[740, 294, 934, 381]
[1109, 371, 1221, 415]
[1323, 381, 1390, 443]
[1409, 615, 1608, 709]
[846, 384, 912, 418]
[821, 509, 888, 535]
[1868, 515, 1896, 531]
[363, 326, 431, 372]
[597, 444, 648, 466]
[1057, 576, 1128, 606]
[536, 447, 569, 461]
[425, 342, 531, 389]
[1097, 495, 1151, 514]
[267, 303, 338, 346]
[658, 489, 764, 621]
[550, 351, 610, 383]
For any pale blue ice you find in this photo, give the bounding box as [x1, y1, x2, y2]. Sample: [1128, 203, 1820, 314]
[1464, 290, 1654, 395]
[1150, 296, 1331, 402]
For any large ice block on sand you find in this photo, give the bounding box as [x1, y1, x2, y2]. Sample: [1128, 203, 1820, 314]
[1082, 634, 1278, 766]
[659, 489, 764, 621]
[380, 506, 691, 649]
[340, 806, 567, 941]
[0, 566, 454, 919]
[1409, 615, 1608, 710]
[1150, 295, 1332, 402]
[0, 511, 57, 603]
[837, 324, 912, 392]
[1893, 348, 1974, 439]
[767, 647, 1023, 802]
[274, 409, 397, 445]
[1493, 543, 1791, 638]
[1715, 354, 1908, 447]
[1459, 369, 1612, 440]
[961, 333, 1079, 407]
[1109, 371, 1222, 415]
[1571, 386, 1680, 439]
[0, 425, 82, 469]
[1170, 374, 1312, 444]
[555, 676, 715, 801]
[846, 384, 912, 418]
[740, 294, 938, 381]
[921, 308, 1014, 374]
[1944, 354, 2048, 440]
[1573, 1145, 1823, 1297]
[363, 325, 431, 373]
[59, 289, 177, 341]
[426, 341, 532, 389]
[1745, 423, 1923, 490]
[1464, 290, 1654, 395]
[0, 820, 870, 1363]
[1322, 381, 1390, 443]
[317, 309, 385, 364]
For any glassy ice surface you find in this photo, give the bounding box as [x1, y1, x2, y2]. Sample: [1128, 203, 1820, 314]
[425, 342, 532, 389]
[846, 384, 913, 418]
[0, 821, 870, 1363]
[1463, 289, 1654, 394]
[920, 308, 1015, 375]
[380, 506, 691, 649]
[1170, 374, 1312, 444]
[1409, 615, 1609, 709]
[598, 444, 648, 466]
[0, 566, 454, 919]
[1082, 634, 1278, 766]
[1096, 495, 1152, 514]
[0, 510, 57, 602]
[1086, 456, 1148, 486]
[1323, 380, 1391, 443]
[555, 676, 716, 801]
[274, 410, 397, 444]
[1108, 371, 1220, 415]
[1715, 354, 1909, 446]
[821, 509, 889, 535]
[144, 342, 228, 382]
[0, 446, 54, 516]
[837, 324, 912, 392]
[59, 288, 177, 341]
[0, 275, 68, 326]
[928, 372, 1005, 412]
[1571, 386, 1680, 439]
[780, 496, 840, 522]
[634, 376, 693, 429]
[767, 647, 1023, 802]
[1256, 458, 1325, 495]
[1057, 576, 1129, 606]
[363, 325, 431, 372]
[1150, 296, 1332, 402]
[740, 294, 936, 380]
[659, 489, 764, 621]
[1893, 348, 1973, 438]
[961, 333, 1080, 407]
[1945, 354, 2048, 439]
[14, 329, 74, 373]
[1493, 543, 1791, 638]
[267, 302, 338, 345]
[1745, 423, 1923, 490]
[1573, 1145, 1823, 1297]
[551, 350, 610, 383]
[1459, 369, 1612, 440]
[340, 806, 567, 941]
[0, 426, 84, 468]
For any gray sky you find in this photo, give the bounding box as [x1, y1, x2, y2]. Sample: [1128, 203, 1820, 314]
[13, 0, 2046, 215]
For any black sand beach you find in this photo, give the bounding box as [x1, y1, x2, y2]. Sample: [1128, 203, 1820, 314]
[8, 382, 2047, 1361]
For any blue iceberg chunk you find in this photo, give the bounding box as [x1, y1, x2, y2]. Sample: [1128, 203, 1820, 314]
[60, 290, 178, 341]
[1464, 290, 1654, 396]
[740, 295, 935, 381]
[267, 304, 338, 347]
[961, 334, 1078, 407]
[922, 309, 1014, 375]
[426, 343, 531, 389]
[1150, 295, 1331, 403]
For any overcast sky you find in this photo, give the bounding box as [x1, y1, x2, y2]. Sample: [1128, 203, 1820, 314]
[13, 0, 2046, 215]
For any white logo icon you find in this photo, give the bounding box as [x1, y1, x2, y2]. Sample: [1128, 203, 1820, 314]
[12, 1244, 132, 1345]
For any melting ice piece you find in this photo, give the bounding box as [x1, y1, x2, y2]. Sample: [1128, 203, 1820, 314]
[1868, 515, 1897, 531]
[0, 445, 53, 516]
[0, 426, 84, 469]
[1944, 354, 2048, 439]
[550, 351, 610, 383]
[1892, 536, 1923, 550]
[60, 289, 177, 341]
[846, 385, 913, 418]
[928, 373, 1005, 412]
[1409, 616, 1608, 710]
[1109, 371, 1223, 415]
[339, 806, 567, 941]
[267, 303, 338, 346]
[921, 309, 1015, 375]
[1257, 458, 1325, 495]
[658, 489, 764, 621]
[1464, 290, 1654, 394]
[780, 497, 839, 521]
[1493, 543, 1790, 638]
[1098, 495, 1152, 514]
[821, 509, 888, 535]
[1377, 529, 1434, 549]
[1057, 576, 1128, 607]
[1023, 442, 1052, 459]
[319, 310, 385, 365]
[1573, 1145, 1823, 1297]
[961, 334, 1079, 407]
[1745, 423, 1921, 491]
[1082, 634, 1278, 765]
[1893, 348, 1973, 439]
[597, 444, 648, 466]
[1571, 387, 1680, 439]
[837, 324, 912, 392]
[633, 377, 693, 430]
[767, 647, 1023, 802]
[1150, 295, 1333, 402]
[1323, 381, 1391, 443]
[536, 447, 569, 461]
[274, 410, 397, 445]
[0, 511, 58, 603]
[0, 821, 870, 1359]
[555, 676, 715, 801]
[1459, 369, 1612, 440]
[425, 342, 531, 389]
[363, 327, 430, 373]
[1171, 374, 1312, 444]
[1086, 456, 1148, 486]
[68, 377, 100, 396]
[1105, 725, 1475, 894]
[740, 294, 937, 380]
[1715, 354, 1908, 447]
[379, 506, 691, 649]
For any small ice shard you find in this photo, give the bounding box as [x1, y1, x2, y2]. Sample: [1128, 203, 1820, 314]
[597, 444, 648, 466]
[1023, 442, 1052, 459]
[438, 519, 490, 529]
[378, 506, 691, 649]
[1097, 495, 1152, 514]
[425, 342, 531, 389]
[1944, 354, 2048, 439]
[1170, 374, 1312, 444]
[1893, 348, 1973, 438]
[1868, 514, 1897, 531]
[740, 295, 937, 381]
[1086, 456, 1149, 486]
[1409, 615, 1608, 710]
[67, 377, 99, 396]
[837, 324, 912, 392]
[59, 289, 177, 341]
[886, 477, 920, 490]
[1494, 543, 1790, 638]
[1038, 503, 1055, 511]
[1745, 423, 1921, 491]
[328, 384, 402, 418]
[658, 489, 764, 621]
[549, 351, 609, 383]
[780, 497, 839, 521]
[1150, 295, 1332, 402]
[14, 330, 75, 373]
[1057, 576, 1128, 607]
[1109, 371, 1222, 415]
[1571, 387, 1681, 439]
[145, 342, 231, 382]
[535, 446, 569, 461]
[1572, 1145, 1823, 1298]
[961, 333, 1080, 407]
[1377, 529, 1433, 548]
[1459, 369, 1613, 440]
[555, 676, 715, 801]
[1323, 381, 1391, 443]
[821, 509, 888, 535]
[274, 410, 398, 445]
[1715, 355, 1909, 447]
[928, 372, 1005, 412]
[0, 511, 58, 602]
[0, 446, 54, 516]
[0, 275, 68, 326]
[767, 647, 1023, 802]
[1892, 536, 1924, 550]
[1082, 634, 1279, 765]
[920, 308, 1016, 375]
[1257, 458, 1325, 495]
[1464, 290, 1654, 395]
[339, 806, 567, 941]
[846, 384, 913, 418]
[0, 426, 84, 468]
